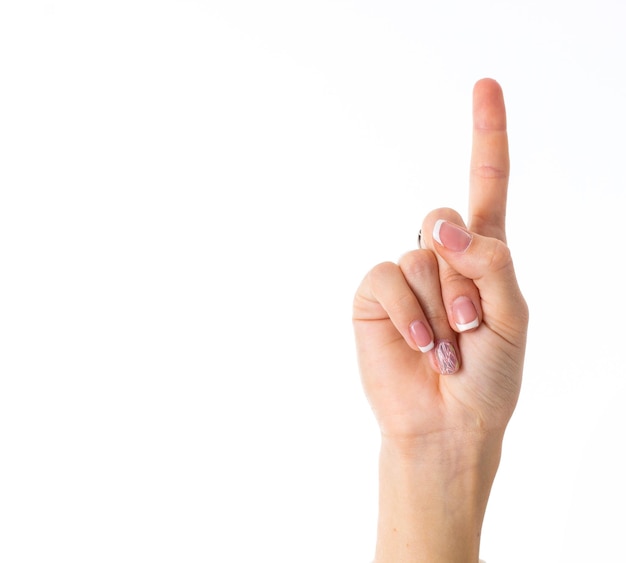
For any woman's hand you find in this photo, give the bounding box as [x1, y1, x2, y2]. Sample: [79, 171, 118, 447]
[353, 79, 528, 562]
[353, 78, 527, 446]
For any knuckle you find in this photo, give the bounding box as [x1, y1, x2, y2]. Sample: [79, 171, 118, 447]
[388, 291, 415, 315]
[439, 264, 466, 286]
[483, 238, 512, 273]
[471, 164, 509, 180]
[363, 261, 399, 302]
[399, 250, 437, 278]
[368, 261, 398, 286]
[353, 261, 398, 313]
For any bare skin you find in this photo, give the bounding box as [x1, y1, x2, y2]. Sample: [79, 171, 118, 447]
[353, 79, 528, 563]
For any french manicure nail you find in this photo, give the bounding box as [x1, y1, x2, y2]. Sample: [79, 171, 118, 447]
[409, 320, 434, 352]
[435, 340, 459, 375]
[452, 296, 479, 332]
[433, 220, 472, 252]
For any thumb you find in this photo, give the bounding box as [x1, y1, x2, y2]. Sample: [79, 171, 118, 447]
[431, 219, 528, 336]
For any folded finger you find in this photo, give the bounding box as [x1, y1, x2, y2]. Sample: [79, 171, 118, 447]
[428, 219, 528, 342]
[419, 208, 483, 334]
[357, 261, 435, 353]
[398, 250, 461, 375]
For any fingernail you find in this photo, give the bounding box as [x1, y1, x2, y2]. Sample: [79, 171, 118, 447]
[409, 320, 434, 352]
[433, 220, 472, 252]
[435, 340, 459, 375]
[452, 296, 479, 332]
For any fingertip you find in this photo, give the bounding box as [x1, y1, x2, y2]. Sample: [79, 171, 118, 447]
[474, 77, 502, 92]
[473, 78, 507, 131]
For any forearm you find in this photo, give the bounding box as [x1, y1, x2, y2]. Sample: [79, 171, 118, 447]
[374, 433, 503, 563]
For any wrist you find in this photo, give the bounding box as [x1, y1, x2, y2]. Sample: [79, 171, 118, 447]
[380, 427, 504, 480]
[375, 432, 503, 563]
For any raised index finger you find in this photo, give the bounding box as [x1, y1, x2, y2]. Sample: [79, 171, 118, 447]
[469, 78, 509, 242]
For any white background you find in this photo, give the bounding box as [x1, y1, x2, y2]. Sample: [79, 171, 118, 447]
[1, 1, 625, 561]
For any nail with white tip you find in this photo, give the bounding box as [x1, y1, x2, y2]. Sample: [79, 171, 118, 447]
[452, 296, 480, 332]
[433, 219, 472, 252]
[409, 320, 434, 353]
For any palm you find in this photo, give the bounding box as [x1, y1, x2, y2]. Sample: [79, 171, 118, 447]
[355, 283, 524, 442]
[354, 314, 443, 438]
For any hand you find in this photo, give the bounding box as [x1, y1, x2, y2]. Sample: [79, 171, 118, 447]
[352, 79, 529, 562]
[353, 78, 528, 446]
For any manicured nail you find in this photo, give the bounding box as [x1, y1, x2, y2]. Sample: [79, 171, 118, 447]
[452, 296, 479, 332]
[409, 320, 434, 352]
[435, 340, 459, 375]
[433, 220, 472, 252]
